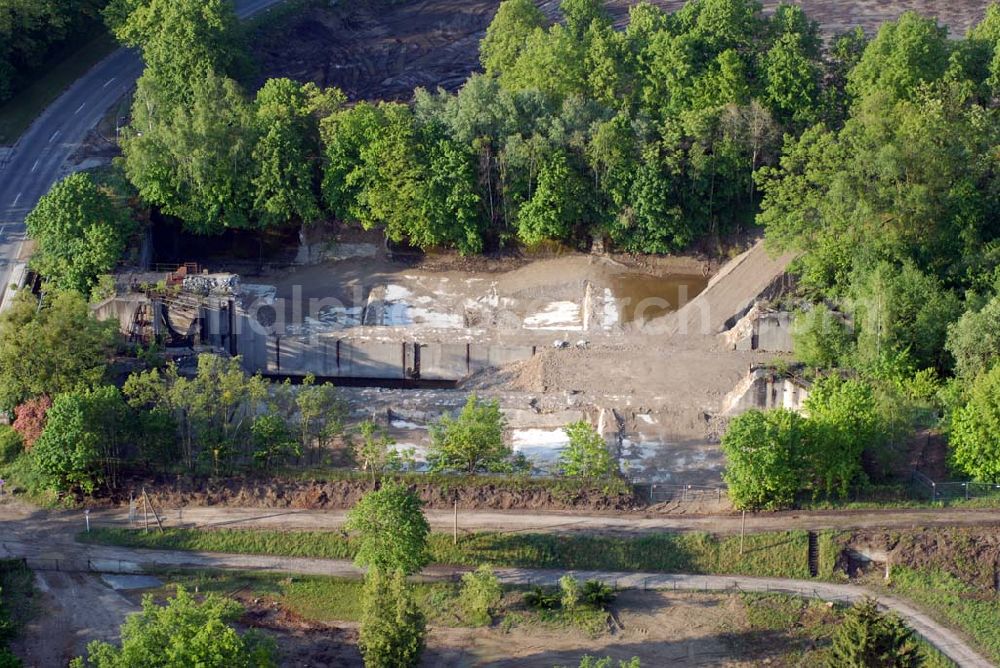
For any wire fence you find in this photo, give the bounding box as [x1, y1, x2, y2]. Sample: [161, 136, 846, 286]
[911, 471, 1000, 503]
[632, 482, 728, 505]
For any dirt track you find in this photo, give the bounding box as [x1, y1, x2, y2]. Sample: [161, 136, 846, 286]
[8, 571, 136, 668]
[90, 505, 1000, 534]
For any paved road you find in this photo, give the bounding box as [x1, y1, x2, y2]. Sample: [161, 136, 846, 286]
[0, 0, 284, 307]
[76, 504, 1000, 535]
[0, 533, 991, 667]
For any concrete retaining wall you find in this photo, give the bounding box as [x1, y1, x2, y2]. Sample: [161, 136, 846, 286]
[722, 368, 810, 415]
[223, 309, 534, 381]
[724, 305, 794, 353]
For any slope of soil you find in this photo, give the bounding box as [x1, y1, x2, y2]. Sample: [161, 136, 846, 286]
[116, 476, 640, 512]
[844, 527, 1000, 589]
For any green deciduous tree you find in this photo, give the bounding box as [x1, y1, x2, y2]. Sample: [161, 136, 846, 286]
[251, 79, 343, 227]
[763, 32, 819, 124]
[0, 425, 22, 465]
[72, 587, 275, 668]
[516, 149, 589, 246]
[721, 408, 814, 510]
[0, 290, 117, 411]
[123, 355, 268, 473]
[846, 12, 950, 104]
[792, 304, 853, 370]
[0, 0, 105, 102]
[561, 0, 610, 40]
[250, 414, 298, 470]
[559, 421, 616, 479]
[851, 262, 961, 372]
[26, 172, 135, 296]
[946, 295, 1000, 381]
[826, 598, 921, 668]
[353, 420, 413, 481]
[949, 363, 1000, 482]
[479, 0, 546, 78]
[346, 482, 430, 575]
[294, 375, 347, 465]
[803, 376, 882, 497]
[321, 102, 484, 253]
[429, 394, 512, 473]
[31, 385, 130, 494]
[124, 70, 256, 233]
[107, 0, 242, 101]
[358, 569, 426, 668]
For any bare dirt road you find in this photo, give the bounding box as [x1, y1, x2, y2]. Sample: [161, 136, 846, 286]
[8, 571, 137, 668]
[50, 503, 1000, 536]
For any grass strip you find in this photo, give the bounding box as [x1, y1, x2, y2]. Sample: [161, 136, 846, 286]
[153, 569, 608, 634]
[884, 567, 1000, 665]
[82, 527, 813, 578]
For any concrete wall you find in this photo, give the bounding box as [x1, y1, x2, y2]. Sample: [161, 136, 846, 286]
[722, 368, 810, 415]
[724, 306, 794, 353]
[226, 320, 534, 381]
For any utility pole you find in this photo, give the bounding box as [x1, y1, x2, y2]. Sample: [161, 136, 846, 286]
[739, 510, 746, 556]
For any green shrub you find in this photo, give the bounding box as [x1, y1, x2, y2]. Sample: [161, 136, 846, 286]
[0, 648, 21, 668]
[359, 569, 426, 668]
[460, 565, 502, 626]
[524, 586, 560, 610]
[827, 598, 921, 668]
[581, 580, 615, 608]
[0, 427, 22, 465]
[559, 575, 581, 609]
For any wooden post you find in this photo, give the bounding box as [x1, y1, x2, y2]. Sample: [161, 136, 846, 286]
[143, 495, 149, 534]
[739, 510, 746, 556]
[142, 487, 164, 533]
[453, 498, 459, 546]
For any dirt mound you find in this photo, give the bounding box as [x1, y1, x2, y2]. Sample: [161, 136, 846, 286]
[843, 527, 1000, 589]
[119, 476, 640, 512]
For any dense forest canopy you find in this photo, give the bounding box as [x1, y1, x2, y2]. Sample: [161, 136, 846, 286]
[0, 0, 108, 102]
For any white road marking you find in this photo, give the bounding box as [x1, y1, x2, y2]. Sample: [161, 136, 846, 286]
[11, 193, 20, 207]
[49, 130, 61, 144]
[103, 77, 116, 88]
[31, 160, 39, 173]
[75, 102, 86, 115]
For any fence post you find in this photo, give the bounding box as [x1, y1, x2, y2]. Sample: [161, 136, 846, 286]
[965, 482, 970, 501]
